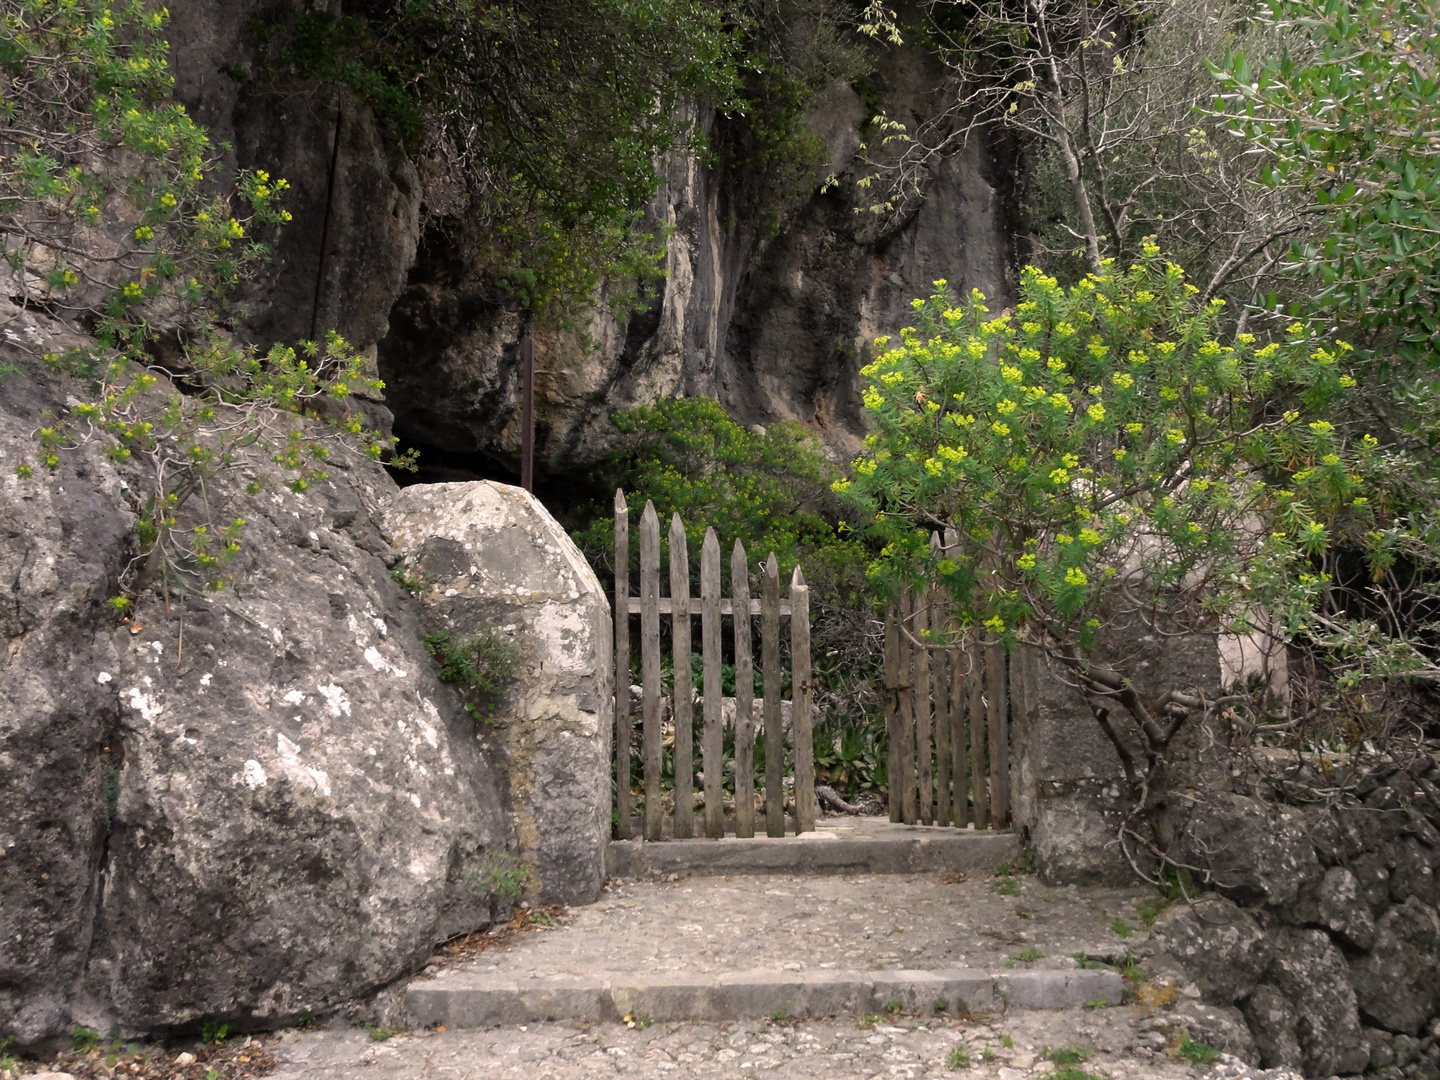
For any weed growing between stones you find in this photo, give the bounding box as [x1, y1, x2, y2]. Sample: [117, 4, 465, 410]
[365, 1027, 397, 1043]
[1176, 1034, 1220, 1065]
[993, 878, 1021, 897]
[73, 1028, 100, 1053]
[946, 1044, 970, 1069]
[0, 1036, 15, 1079]
[1045, 1046, 1092, 1066]
[881, 996, 904, 1015]
[470, 851, 531, 906]
[1110, 917, 1134, 938]
[200, 1022, 228, 1045]
[424, 628, 521, 723]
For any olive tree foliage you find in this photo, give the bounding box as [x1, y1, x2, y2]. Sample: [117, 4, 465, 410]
[1, 1, 408, 603]
[1203, 0, 1440, 706]
[854, 0, 1312, 321]
[1212, 0, 1440, 368]
[838, 250, 1368, 851]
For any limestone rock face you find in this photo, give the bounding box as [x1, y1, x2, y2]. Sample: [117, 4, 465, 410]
[382, 482, 612, 905]
[0, 304, 510, 1042]
[1242, 984, 1304, 1071]
[0, 309, 135, 1044]
[1151, 894, 1272, 1005]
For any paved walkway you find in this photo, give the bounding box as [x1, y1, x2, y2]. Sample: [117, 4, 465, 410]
[263, 868, 1301, 1079]
[432, 871, 1149, 980]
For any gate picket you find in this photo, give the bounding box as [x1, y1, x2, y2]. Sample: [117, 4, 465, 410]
[762, 554, 784, 838]
[614, 490, 631, 840]
[791, 567, 814, 834]
[701, 529, 724, 839]
[670, 513, 694, 840]
[732, 540, 756, 839]
[641, 502, 662, 841]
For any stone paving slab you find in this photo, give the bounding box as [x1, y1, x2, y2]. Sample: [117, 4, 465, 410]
[606, 819, 1019, 879]
[408, 967, 1123, 1027]
[420, 872, 1151, 982]
[268, 1010, 1303, 1080]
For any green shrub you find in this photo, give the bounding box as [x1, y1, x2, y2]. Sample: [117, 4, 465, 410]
[471, 851, 531, 906]
[424, 628, 521, 720]
[1, 1, 415, 605]
[841, 251, 1364, 851]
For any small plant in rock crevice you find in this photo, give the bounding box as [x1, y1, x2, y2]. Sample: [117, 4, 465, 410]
[1176, 1035, 1220, 1065]
[470, 851, 531, 907]
[72, 1027, 100, 1053]
[424, 627, 521, 723]
[946, 1045, 971, 1069]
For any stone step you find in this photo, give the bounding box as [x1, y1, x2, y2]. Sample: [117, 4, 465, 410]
[406, 967, 1126, 1027]
[606, 820, 1019, 879]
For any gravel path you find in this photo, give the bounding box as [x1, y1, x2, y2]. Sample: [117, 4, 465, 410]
[268, 1009, 1301, 1080]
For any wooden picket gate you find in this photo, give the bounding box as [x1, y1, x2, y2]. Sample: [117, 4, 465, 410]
[613, 490, 816, 841]
[885, 530, 1011, 829]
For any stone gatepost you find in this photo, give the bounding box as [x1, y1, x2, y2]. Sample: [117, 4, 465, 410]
[383, 482, 612, 905]
[1011, 614, 1227, 886]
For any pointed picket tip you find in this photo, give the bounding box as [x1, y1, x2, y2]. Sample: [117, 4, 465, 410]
[703, 526, 719, 553]
[641, 499, 658, 524]
[732, 537, 747, 560]
[791, 565, 806, 588]
[765, 552, 778, 576]
[615, 487, 627, 511]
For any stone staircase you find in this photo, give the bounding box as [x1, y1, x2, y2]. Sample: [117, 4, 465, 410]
[404, 818, 1145, 1029]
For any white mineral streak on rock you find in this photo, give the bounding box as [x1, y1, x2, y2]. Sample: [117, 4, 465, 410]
[125, 687, 163, 723]
[240, 760, 267, 789]
[97, 671, 112, 684]
[316, 683, 351, 717]
[282, 689, 305, 705]
[276, 732, 332, 797]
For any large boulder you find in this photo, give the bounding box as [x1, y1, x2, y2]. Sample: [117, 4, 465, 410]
[0, 310, 512, 1041]
[1350, 897, 1440, 1036]
[382, 482, 612, 905]
[1150, 893, 1272, 1004]
[0, 311, 135, 1044]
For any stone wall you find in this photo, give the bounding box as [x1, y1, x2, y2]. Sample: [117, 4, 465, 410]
[1135, 765, 1440, 1079]
[382, 483, 613, 906]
